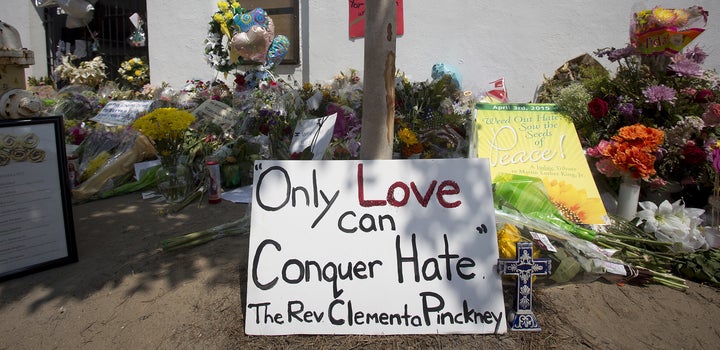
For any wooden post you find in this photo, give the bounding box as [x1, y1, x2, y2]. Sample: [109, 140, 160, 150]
[359, 0, 396, 160]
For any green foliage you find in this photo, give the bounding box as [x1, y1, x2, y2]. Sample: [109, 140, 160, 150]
[27, 75, 53, 87]
[674, 248, 720, 286]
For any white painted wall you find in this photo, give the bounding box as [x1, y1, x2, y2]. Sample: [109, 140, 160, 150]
[0, 4, 48, 84]
[2, 0, 720, 102]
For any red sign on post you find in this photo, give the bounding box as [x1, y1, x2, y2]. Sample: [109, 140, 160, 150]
[349, 0, 404, 38]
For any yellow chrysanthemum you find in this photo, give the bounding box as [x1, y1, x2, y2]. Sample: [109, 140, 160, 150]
[213, 13, 224, 23]
[133, 108, 196, 154]
[497, 223, 523, 259]
[224, 11, 234, 20]
[217, 1, 229, 12]
[231, 1, 240, 9]
[398, 127, 419, 145]
[497, 223, 540, 285]
[542, 178, 606, 224]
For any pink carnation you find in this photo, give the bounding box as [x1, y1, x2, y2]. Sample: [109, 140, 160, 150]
[595, 158, 622, 177]
[587, 140, 611, 158]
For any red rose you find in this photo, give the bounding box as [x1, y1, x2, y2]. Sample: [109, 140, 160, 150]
[234, 74, 246, 92]
[682, 144, 707, 166]
[695, 89, 715, 103]
[258, 123, 270, 135]
[588, 98, 609, 118]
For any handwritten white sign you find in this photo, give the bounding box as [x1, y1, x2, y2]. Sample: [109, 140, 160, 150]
[245, 159, 506, 335]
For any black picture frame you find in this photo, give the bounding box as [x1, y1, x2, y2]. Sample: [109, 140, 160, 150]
[0, 116, 78, 282]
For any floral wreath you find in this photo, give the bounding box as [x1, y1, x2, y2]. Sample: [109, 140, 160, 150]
[204, 1, 245, 73]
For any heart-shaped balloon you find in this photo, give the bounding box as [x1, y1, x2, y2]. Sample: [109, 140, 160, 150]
[231, 25, 273, 63]
[233, 8, 269, 33]
[264, 35, 290, 69]
[266, 16, 276, 38]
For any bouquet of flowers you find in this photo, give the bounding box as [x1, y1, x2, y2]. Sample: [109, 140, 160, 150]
[300, 69, 363, 159]
[53, 55, 107, 88]
[537, 5, 719, 206]
[529, 5, 720, 288]
[588, 124, 664, 180]
[394, 70, 476, 159]
[132, 108, 197, 202]
[117, 57, 150, 89]
[132, 107, 196, 158]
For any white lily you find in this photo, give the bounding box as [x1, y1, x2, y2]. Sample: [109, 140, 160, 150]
[636, 199, 707, 252]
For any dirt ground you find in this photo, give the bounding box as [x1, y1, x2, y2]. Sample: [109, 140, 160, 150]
[1, 193, 720, 350]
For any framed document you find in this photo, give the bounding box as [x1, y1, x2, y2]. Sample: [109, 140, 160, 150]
[0, 116, 78, 282]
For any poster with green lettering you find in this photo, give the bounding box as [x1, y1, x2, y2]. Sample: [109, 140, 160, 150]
[474, 103, 606, 224]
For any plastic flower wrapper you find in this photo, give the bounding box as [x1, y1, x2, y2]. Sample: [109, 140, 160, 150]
[496, 207, 689, 290]
[493, 173, 596, 241]
[418, 125, 467, 159]
[52, 86, 101, 121]
[72, 128, 157, 202]
[75, 127, 136, 181]
[631, 6, 708, 56]
[494, 209, 628, 285]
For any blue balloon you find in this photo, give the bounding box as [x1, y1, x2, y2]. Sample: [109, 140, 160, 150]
[431, 63, 462, 89]
[234, 8, 268, 32]
[264, 35, 290, 69]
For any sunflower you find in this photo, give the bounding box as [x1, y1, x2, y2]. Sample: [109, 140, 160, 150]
[543, 178, 606, 224]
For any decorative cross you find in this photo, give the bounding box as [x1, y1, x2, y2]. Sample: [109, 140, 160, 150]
[497, 241, 551, 331]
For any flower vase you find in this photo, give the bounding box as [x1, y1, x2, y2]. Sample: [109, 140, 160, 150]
[616, 176, 641, 220]
[155, 155, 190, 203]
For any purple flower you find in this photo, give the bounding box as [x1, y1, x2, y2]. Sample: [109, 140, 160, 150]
[327, 103, 359, 139]
[685, 45, 708, 64]
[617, 102, 636, 118]
[670, 59, 703, 78]
[596, 45, 636, 62]
[713, 148, 720, 173]
[643, 85, 676, 106]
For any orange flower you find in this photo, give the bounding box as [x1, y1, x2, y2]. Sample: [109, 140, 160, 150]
[401, 142, 423, 158]
[602, 124, 664, 180]
[613, 124, 664, 151]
